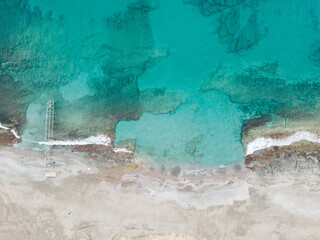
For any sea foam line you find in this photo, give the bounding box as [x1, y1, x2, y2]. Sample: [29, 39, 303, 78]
[0, 123, 21, 139]
[246, 131, 320, 155]
[113, 148, 133, 153]
[38, 134, 111, 146]
[10, 129, 20, 139]
[0, 123, 10, 130]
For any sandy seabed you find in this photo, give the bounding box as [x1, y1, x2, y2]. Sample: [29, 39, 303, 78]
[0, 147, 320, 240]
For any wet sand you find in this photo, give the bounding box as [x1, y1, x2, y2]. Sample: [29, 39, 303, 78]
[0, 147, 320, 239]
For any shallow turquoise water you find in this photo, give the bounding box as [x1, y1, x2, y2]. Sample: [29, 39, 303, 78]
[1, 0, 320, 165]
[115, 91, 245, 165]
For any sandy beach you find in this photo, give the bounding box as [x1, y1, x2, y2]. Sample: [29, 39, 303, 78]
[0, 147, 319, 240]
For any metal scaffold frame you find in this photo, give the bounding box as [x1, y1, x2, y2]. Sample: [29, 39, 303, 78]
[45, 100, 54, 170]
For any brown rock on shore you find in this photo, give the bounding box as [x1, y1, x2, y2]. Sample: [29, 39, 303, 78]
[72, 144, 134, 165]
[61, 131, 135, 165]
[245, 140, 320, 172]
[0, 128, 19, 146]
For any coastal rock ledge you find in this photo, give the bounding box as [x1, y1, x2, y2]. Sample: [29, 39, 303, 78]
[0, 128, 19, 146]
[245, 141, 320, 173]
[241, 115, 320, 173]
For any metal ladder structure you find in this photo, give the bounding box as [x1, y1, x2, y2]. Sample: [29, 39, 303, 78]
[44, 100, 55, 170]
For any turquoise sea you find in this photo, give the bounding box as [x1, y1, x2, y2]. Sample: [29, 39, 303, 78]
[0, 0, 320, 165]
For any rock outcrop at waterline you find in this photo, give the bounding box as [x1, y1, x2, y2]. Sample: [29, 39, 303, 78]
[240, 113, 320, 172]
[241, 121, 320, 173]
[72, 144, 134, 166]
[241, 114, 272, 139]
[0, 128, 19, 146]
[200, 61, 320, 171]
[245, 141, 320, 173]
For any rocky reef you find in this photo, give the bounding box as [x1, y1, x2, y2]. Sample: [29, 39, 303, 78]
[200, 61, 320, 171]
[0, 0, 181, 142]
[0, 0, 72, 130]
[201, 62, 320, 124]
[184, 0, 266, 53]
[184, 0, 246, 16]
[310, 41, 320, 67]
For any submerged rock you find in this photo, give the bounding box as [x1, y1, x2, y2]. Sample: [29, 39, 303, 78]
[184, 0, 246, 16]
[310, 41, 320, 66]
[201, 62, 320, 121]
[241, 115, 272, 138]
[184, 0, 266, 53]
[218, 5, 267, 53]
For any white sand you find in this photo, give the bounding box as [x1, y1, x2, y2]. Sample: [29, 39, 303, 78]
[0, 147, 319, 239]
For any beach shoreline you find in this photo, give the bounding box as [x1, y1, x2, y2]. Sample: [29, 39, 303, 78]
[0, 146, 319, 239]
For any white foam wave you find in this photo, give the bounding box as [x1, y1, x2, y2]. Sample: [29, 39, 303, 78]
[10, 129, 20, 139]
[38, 134, 111, 146]
[113, 148, 133, 153]
[0, 123, 9, 130]
[0, 123, 20, 138]
[246, 131, 320, 155]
